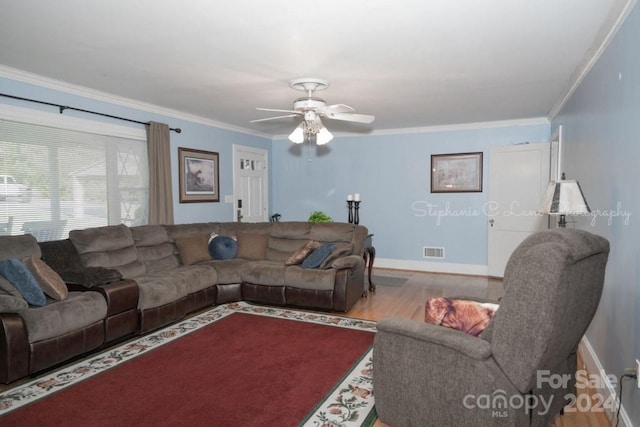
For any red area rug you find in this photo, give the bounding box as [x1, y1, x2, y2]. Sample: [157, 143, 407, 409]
[0, 303, 377, 427]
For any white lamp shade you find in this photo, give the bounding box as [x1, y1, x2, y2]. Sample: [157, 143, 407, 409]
[288, 122, 305, 144]
[316, 124, 333, 145]
[538, 180, 590, 215]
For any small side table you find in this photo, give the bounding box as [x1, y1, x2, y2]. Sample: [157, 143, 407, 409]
[363, 234, 376, 294]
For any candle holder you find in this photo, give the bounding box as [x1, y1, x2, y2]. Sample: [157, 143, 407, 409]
[354, 201, 361, 225]
[347, 200, 354, 223]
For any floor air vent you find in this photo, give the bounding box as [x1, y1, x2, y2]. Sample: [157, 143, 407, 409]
[423, 246, 445, 259]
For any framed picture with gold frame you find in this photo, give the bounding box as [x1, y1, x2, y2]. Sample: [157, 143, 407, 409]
[178, 147, 220, 203]
[431, 152, 483, 193]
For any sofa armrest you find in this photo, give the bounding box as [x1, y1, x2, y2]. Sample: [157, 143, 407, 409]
[68, 279, 139, 317]
[329, 254, 365, 271]
[376, 317, 492, 360]
[0, 313, 30, 384]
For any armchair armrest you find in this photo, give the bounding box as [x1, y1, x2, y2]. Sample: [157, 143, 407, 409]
[376, 317, 492, 360]
[373, 317, 522, 426]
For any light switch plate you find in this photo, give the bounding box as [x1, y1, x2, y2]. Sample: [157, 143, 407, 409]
[224, 195, 233, 203]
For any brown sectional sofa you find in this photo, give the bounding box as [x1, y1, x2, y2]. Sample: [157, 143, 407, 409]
[0, 221, 368, 383]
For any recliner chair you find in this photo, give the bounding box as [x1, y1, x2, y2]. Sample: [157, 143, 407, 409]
[373, 229, 610, 427]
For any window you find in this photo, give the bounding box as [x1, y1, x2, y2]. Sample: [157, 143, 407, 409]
[0, 110, 148, 241]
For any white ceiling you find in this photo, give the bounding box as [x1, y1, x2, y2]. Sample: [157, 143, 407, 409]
[0, 0, 634, 138]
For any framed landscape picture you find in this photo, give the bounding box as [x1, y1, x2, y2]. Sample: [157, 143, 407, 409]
[431, 152, 483, 193]
[178, 147, 220, 203]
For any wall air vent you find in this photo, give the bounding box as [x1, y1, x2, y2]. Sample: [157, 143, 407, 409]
[423, 246, 445, 259]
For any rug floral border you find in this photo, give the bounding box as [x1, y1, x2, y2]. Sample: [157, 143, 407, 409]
[0, 302, 377, 427]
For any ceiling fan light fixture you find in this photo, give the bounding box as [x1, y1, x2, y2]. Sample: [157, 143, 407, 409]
[316, 124, 333, 145]
[288, 122, 305, 144]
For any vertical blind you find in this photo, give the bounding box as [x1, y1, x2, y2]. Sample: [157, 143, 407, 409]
[0, 119, 148, 241]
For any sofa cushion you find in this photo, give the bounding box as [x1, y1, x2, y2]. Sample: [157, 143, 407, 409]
[24, 255, 68, 300]
[131, 225, 179, 273]
[69, 224, 146, 279]
[205, 259, 248, 284]
[0, 259, 46, 306]
[269, 221, 312, 239]
[0, 276, 28, 312]
[18, 291, 107, 343]
[0, 234, 41, 261]
[0, 274, 23, 299]
[134, 273, 191, 310]
[284, 266, 337, 291]
[209, 236, 238, 260]
[309, 223, 356, 243]
[285, 240, 321, 266]
[236, 232, 269, 260]
[424, 297, 499, 337]
[266, 235, 310, 262]
[0, 294, 29, 312]
[38, 239, 84, 272]
[301, 243, 336, 269]
[175, 234, 211, 266]
[241, 261, 286, 286]
[154, 264, 218, 296]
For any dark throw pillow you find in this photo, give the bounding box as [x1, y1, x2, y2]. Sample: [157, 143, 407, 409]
[0, 258, 46, 306]
[301, 243, 336, 269]
[209, 235, 238, 260]
[60, 267, 123, 287]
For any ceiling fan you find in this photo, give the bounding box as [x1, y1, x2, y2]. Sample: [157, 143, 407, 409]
[251, 78, 375, 145]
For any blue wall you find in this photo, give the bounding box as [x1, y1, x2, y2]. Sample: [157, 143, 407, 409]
[0, 77, 272, 224]
[1, 73, 549, 269]
[271, 123, 549, 269]
[552, 4, 639, 424]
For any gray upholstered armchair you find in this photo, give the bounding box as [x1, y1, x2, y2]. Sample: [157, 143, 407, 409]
[373, 229, 609, 427]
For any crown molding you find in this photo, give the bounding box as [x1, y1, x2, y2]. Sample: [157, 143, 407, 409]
[272, 116, 550, 140]
[1, 65, 549, 141]
[548, 0, 637, 120]
[0, 65, 272, 140]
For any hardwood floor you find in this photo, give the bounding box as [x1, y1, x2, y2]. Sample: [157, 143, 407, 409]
[345, 268, 611, 427]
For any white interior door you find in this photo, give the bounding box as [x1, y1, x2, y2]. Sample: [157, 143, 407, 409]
[487, 142, 550, 277]
[233, 145, 268, 222]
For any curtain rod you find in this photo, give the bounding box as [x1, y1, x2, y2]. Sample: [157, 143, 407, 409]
[0, 93, 182, 133]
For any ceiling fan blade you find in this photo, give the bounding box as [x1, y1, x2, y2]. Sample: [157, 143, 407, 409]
[256, 107, 299, 114]
[250, 114, 299, 123]
[323, 104, 355, 114]
[323, 112, 375, 124]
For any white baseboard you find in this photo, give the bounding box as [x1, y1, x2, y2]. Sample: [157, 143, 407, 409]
[579, 337, 633, 427]
[373, 257, 488, 276]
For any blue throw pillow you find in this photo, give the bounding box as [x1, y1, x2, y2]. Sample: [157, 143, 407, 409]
[0, 259, 46, 306]
[301, 243, 336, 269]
[209, 235, 238, 260]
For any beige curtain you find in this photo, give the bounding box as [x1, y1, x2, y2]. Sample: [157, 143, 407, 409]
[146, 121, 174, 225]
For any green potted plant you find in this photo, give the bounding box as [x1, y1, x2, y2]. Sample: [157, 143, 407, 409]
[308, 211, 333, 223]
